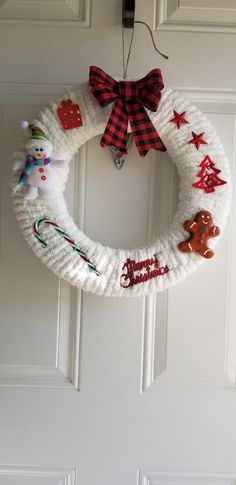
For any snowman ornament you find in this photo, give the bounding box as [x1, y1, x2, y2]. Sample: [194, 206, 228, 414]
[13, 123, 66, 199]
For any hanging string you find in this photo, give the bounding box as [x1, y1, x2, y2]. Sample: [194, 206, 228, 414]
[122, 25, 126, 78]
[123, 27, 135, 79]
[121, 20, 168, 80]
[122, 25, 135, 79]
[134, 21, 169, 60]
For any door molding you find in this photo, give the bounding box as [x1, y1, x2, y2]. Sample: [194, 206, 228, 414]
[155, 0, 236, 33]
[139, 471, 236, 485]
[0, 465, 76, 485]
[0, 0, 91, 28]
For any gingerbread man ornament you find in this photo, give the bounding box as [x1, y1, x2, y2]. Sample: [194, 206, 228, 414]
[178, 211, 220, 259]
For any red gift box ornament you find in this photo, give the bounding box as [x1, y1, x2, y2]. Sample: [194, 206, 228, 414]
[57, 99, 83, 130]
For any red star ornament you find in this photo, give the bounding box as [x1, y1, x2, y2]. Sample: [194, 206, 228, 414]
[187, 131, 207, 150]
[169, 110, 189, 129]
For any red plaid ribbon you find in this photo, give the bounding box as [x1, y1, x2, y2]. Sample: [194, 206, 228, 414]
[89, 66, 166, 158]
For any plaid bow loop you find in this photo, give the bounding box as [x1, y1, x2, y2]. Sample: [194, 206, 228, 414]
[89, 65, 166, 157]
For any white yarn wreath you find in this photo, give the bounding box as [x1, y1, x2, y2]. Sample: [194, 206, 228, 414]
[12, 82, 231, 297]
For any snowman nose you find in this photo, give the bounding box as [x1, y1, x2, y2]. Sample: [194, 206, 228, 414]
[35, 148, 44, 158]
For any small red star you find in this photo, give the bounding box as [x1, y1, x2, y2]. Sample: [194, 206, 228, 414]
[187, 131, 207, 150]
[169, 110, 189, 129]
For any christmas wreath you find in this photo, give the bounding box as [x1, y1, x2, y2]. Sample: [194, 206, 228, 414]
[11, 66, 231, 297]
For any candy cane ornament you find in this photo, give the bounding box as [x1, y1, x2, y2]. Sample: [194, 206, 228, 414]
[33, 217, 100, 276]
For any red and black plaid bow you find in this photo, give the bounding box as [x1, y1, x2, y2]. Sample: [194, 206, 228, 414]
[89, 66, 166, 158]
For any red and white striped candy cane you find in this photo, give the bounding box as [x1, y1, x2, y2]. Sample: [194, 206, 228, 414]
[33, 217, 100, 276]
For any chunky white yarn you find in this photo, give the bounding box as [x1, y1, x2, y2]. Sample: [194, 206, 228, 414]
[12, 83, 231, 297]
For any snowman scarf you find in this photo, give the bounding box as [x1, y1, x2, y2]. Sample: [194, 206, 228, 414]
[18, 155, 52, 186]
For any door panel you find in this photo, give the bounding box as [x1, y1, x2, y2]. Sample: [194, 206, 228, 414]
[0, 1, 236, 483]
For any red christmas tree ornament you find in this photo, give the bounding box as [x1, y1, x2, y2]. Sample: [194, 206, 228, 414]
[169, 110, 189, 129]
[192, 155, 227, 193]
[187, 131, 207, 150]
[57, 99, 83, 130]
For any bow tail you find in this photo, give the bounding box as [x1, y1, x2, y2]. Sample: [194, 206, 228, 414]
[127, 102, 166, 158]
[100, 99, 129, 154]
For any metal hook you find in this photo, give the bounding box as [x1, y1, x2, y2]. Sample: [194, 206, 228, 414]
[134, 21, 169, 60]
[122, 1, 168, 60]
[122, 0, 135, 28]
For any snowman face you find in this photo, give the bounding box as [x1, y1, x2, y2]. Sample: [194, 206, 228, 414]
[26, 138, 53, 159]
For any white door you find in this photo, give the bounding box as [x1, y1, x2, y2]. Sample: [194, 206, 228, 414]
[1, 1, 236, 484]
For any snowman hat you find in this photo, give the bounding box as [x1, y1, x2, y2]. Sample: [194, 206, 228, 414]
[21, 121, 49, 142]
